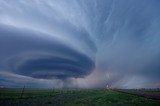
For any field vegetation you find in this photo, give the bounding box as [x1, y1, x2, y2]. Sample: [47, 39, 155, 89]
[0, 88, 160, 106]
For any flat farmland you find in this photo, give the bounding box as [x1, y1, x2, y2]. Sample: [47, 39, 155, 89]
[0, 88, 160, 106]
[115, 89, 160, 100]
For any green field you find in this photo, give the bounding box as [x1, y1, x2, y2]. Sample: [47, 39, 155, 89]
[0, 89, 160, 106]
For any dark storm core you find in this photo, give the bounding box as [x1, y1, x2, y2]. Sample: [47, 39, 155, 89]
[0, 24, 95, 79]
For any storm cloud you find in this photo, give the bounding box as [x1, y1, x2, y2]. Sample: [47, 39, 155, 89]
[0, 23, 95, 79]
[0, 0, 160, 88]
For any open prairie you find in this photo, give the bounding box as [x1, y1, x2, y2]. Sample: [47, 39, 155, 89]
[0, 88, 160, 106]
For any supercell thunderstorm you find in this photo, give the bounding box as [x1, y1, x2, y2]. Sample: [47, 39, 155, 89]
[0, 0, 160, 88]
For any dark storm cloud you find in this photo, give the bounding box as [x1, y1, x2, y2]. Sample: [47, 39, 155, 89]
[0, 0, 160, 88]
[0, 24, 95, 79]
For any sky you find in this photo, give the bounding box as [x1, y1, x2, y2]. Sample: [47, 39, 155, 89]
[0, 0, 160, 88]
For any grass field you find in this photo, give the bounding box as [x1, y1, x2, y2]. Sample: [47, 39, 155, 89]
[0, 88, 160, 106]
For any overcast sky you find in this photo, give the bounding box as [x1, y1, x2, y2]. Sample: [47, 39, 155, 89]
[0, 0, 160, 88]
